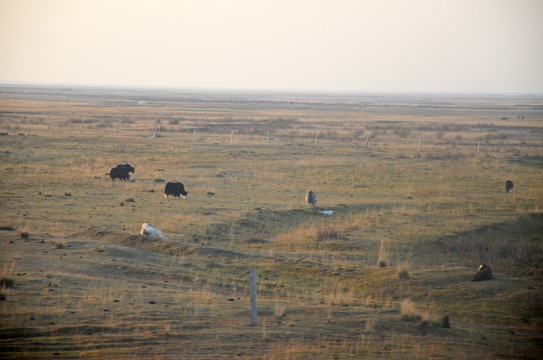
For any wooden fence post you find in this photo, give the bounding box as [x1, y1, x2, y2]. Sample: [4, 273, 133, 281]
[231, 130, 234, 143]
[250, 270, 257, 326]
[194, 129, 197, 139]
[315, 133, 318, 147]
[477, 141, 480, 153]
[365, 136, 369, 148]
[267, 131, 270, 144]
[115, 126, 118, 136]
[418, 138, 422, 151]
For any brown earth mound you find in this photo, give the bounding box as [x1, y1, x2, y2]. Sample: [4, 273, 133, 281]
[74, 228, 251, 260]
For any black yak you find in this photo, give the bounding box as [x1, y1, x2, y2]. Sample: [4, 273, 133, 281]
[472, 264, 493, 281]
[505, 180, 514, 193]
[305, 190, 317, 207]
[110, 164, 135, 181]
[164, 182, 188, 200]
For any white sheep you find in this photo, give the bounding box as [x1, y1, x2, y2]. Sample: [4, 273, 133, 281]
[140, 223, 167, 239]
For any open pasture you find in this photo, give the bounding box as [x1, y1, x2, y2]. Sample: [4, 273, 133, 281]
[1, 85, 542, 359]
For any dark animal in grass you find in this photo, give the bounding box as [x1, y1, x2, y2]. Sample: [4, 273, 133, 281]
[117, 164, 135, 177]
[305, 190, 317, 207]
[505, 180, 514, 193]
[472, 264, 493, 281]
[164, 182, 188, 199]
[110, 164, 135, 181]
[117, 164, 134, 171]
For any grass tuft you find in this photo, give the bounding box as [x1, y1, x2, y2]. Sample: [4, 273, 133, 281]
[316, 225, 338, 240]
[400, 299, 422, 322]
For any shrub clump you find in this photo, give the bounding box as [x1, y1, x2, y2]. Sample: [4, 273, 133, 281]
[19, 232, 29, 239]
[316, 225, 338, 240]
[401, 299, 451, 328]
[400, 299, 422, 322]
[0, 278, 14, 288]
[397, 267, 410, 280]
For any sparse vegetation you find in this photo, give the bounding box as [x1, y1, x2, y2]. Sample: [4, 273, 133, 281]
[0, 85, 541, 359]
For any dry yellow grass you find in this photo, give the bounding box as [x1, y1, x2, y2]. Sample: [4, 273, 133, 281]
[0, 85, 542, 358]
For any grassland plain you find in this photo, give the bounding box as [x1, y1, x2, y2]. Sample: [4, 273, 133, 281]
[0, 84, 542, 359]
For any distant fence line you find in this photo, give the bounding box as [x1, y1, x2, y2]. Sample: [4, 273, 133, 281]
[2, 113, 535, 154]
[0, 121, 513, 155]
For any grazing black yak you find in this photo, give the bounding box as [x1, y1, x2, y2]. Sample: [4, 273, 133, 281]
[164, 182, 188, 199]
[110, 164, 135, 181]
[472, 264, 493, 281]
[305, 190, 317, 207]
[505, 180, 514, 193]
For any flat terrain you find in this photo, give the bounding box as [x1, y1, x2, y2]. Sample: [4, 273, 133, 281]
[0, 84, 542, 359]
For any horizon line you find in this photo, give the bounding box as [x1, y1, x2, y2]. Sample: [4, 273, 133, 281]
[1, 80, 543, 97]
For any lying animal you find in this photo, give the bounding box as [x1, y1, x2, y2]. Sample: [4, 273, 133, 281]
[472, 264, 493, 281]
[110, 164, 135, 181]
[140, 223, 167, 239]
[164, 182, 188, 199]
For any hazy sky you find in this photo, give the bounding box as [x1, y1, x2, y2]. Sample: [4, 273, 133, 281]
[1, 0, 542, 93]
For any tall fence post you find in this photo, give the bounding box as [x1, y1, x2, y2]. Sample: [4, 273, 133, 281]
[315, 133, 318, 147]
[267, 131, 270, 144]
[115, 126, 118, 136]
[194, 129, 197, 139]
[477, 141, 480, 153]
[231, 130, 234, 143]
[418, 138, 422, 151]
[250, 269, 257, 326]
[365, 136, 369, 148]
